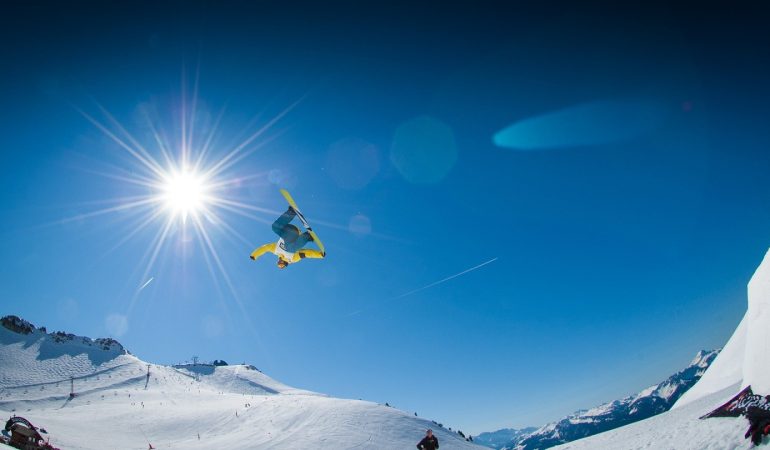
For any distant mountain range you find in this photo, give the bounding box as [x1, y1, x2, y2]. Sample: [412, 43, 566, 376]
[474, 427, 537, 448]
[0, 314, 720, 449]
[475, 350, 719, 449]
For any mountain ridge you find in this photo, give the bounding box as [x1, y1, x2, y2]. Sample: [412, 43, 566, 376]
[0, 314, 482, 449]
[473, 349, 720, 450]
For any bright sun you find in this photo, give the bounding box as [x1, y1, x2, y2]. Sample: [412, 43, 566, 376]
[73, 87, 302, 308]
[158, 168, 210, 221]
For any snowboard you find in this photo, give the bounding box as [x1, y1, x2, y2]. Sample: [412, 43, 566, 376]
[279, 189, 326, 255]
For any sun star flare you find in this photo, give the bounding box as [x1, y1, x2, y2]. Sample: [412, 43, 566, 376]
[158, 168, 211, 222]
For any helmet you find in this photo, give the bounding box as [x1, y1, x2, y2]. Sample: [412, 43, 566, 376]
[277, 258, 289, 269]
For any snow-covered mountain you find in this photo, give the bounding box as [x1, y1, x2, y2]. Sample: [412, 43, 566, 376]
[0, 315, 483, 449]
[552, 382, 748, 450]
[494, 349, 718, 450]
[549, 247, 770, 449]
[473, 427, 537, 449]
[673, 247, 770, 410]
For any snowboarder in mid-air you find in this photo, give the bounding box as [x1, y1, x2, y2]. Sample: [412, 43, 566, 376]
[250, 190, 326, 269]
[416, 429, 439, 450]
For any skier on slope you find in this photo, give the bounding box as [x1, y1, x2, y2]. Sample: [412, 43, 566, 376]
[250, 207, 325, 269]
[416, 429, 439, 450]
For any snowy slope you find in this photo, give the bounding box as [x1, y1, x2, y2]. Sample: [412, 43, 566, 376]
[672, 316, 746, 410]
[0, 317, 482, 449]
[506, 350, 718, 450]
[549, 248, 770, 449]
[552, 383, 749, 450]
[674, 247, 770, 410]
[743, 247, 770, 393]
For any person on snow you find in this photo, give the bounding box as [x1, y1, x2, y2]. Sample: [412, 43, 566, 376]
[745, 406, 770, 445]
[416, 429, 439, 450]
[250, 207, 325, 269]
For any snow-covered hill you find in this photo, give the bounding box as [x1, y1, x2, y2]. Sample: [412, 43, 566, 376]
[0, 316, 482, 449]
[674, 248, 770, 410]
[550, 247, 770, 449]
[499, 349, 718, 450]
[552, 383, 747, 450]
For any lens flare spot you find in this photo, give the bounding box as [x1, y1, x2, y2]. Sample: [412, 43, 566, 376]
[493, 99, 671, 150]
[105, 314, 129, 337]
[326, 137, 380, 190]
[348, 214, 372, 237]
[390, 116, 457, 184]
[202, 315, 224, 338]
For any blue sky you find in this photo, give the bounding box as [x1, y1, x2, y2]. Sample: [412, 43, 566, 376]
[2, 1, 770, 435]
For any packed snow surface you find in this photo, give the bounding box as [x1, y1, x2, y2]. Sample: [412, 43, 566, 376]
[506, 350, 717, 450]
[742, 247, 770, 393]
[672, 315, 746, 410]
[555, 248, 770, 449]
[552, 383, 749, 450]
[674, 247, 770, 409]
[0, 323, 481, 449]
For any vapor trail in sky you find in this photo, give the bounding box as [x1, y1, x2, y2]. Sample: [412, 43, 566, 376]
[345, 257, 498, 318]
[394, 257, 499, 300]
[139, 277, 154, 291]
